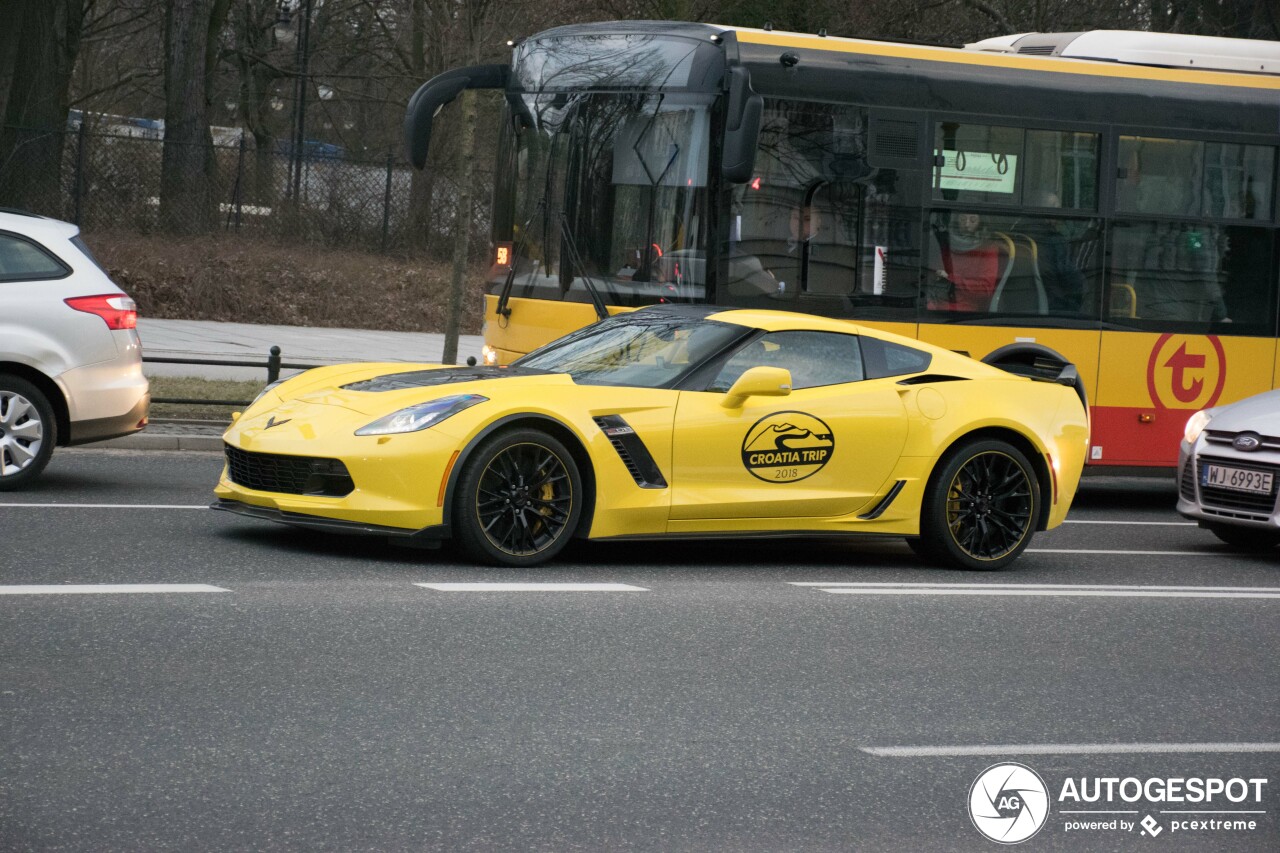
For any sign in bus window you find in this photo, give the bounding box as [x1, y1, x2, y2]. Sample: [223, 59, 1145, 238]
[933, 122, 1022, 203]
[937, 151, 1017, 194]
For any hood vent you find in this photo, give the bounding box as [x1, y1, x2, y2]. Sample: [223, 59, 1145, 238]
[343, 366, 544, 392]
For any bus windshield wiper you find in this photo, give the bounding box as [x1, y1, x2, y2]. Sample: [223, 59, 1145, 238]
[496, 197, 544, 319]
[558, 209, 609, 322]
[632, 95, 679, 282]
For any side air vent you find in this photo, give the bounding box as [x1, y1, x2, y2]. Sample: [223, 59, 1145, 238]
[593, 416, 667, 489]
[868, 111, 923, 169]
[1017, 45, 1056, 55]
[859, 480, 907, 520]
[896, 374, 968, 386]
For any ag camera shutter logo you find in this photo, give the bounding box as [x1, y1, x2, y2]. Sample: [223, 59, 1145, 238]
[969, 762, 1050, 844]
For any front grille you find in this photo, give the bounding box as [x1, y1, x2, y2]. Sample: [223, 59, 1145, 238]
[224, 445, 354, 497]
[1179, 460, 1197, 501]
[1195, 456, 1278, 516]
[1205, 430, 1280, 452]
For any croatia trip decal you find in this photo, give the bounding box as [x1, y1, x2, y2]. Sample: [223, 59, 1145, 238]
[741, 411, 835, 482]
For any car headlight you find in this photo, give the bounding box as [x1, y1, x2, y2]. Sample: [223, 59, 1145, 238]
[355, 394, 487, 436]
[1184, 409, 1215, 444]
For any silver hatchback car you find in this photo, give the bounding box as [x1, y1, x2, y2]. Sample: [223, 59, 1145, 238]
[0, 210, 149, 489]
[1177, 389, 1280, 551]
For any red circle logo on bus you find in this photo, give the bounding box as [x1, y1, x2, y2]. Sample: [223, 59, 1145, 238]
[1145, 334, 1226, 410]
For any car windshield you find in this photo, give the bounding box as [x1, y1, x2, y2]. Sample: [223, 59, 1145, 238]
[513, 312, 747, 387]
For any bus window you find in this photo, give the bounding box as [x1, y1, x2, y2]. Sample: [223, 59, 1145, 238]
[729, 99, 920, 318]
[1117, 137, 1203, 216]
[1024, 130, 1099, 212]
[1109, 221, 1276, 335]
[925, 209, 1101, 319]
[1118, 136, 1275, 222]
[1203, 142, 1273, 221]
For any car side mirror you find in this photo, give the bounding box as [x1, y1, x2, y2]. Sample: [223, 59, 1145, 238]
[721, 366, 792, 409]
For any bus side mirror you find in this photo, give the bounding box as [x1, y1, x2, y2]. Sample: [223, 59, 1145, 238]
[722, 366, 792, 408]
[721, 66, 762, 184]
[405, 64, 510, 170]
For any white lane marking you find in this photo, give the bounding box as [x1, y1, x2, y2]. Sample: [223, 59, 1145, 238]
[861, 743, 1280, 757]
[789, 582, 1280, 600]
[821, 588, 1280, 599]
[789, 582, 1280, 590]
[1030, 548, 1233, 556]
[0, 584, 229, 595]
[415, 583, 648, 592]
[0, 503, 207, 509]
[1064, 519, 1195, 526]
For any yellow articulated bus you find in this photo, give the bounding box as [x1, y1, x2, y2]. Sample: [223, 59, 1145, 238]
[405, 23, 1280, 468]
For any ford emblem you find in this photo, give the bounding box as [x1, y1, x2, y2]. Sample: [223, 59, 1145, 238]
[1233, 433, 1262, 452]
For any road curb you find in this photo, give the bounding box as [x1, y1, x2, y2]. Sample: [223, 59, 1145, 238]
[93, 433, 224, 452]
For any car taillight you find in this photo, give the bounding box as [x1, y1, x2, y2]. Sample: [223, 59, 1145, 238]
[65, 294, 137, 330]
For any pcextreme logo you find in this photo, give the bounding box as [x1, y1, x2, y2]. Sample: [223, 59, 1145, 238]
[1145, 334, 1226, 410]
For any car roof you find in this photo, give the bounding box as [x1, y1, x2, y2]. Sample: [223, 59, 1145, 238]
[704, 307, 870, 336]
[0, 209, 79, 242]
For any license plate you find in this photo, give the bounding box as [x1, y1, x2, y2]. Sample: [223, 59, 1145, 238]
[1202, 463, 1274, 494]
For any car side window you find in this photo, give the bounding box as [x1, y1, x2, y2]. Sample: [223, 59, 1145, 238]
[0, 233, 70, 281]
[709, 330, 864, 391]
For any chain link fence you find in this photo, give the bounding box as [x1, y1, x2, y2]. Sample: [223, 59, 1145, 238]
[0, 122, 478, 255]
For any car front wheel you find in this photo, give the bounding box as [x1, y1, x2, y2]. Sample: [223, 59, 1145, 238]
[1207, 523, 1280, 552]
[915, 438, 1039, 571]
[0, 375, 57, 491]
[452, 428, 584, 567]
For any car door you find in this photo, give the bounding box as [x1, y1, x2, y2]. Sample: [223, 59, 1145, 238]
[669, 330, 910, 520]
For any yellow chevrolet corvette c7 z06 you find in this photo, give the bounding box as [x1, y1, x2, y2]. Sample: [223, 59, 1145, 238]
[213, 306, 1089, 570]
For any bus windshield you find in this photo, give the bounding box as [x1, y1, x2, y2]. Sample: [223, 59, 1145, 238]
[491, 91, 712, 309]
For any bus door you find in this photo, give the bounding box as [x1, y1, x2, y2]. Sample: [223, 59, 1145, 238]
[1093, 220, 1277, 467]
[1092, 135, 1279, 467]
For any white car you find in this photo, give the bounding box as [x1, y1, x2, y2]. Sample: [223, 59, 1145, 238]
[1178, 389, 1280, 551]
[0, 210, 148, 489]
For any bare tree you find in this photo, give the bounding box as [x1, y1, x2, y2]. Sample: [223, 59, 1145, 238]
[0, 0, 89, 215]
[160, 0, 231, 234]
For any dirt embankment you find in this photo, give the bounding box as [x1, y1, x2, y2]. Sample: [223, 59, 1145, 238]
[89, 231, 483, 334]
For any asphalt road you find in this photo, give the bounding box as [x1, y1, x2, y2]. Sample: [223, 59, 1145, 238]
[2, 449, 1277, 851]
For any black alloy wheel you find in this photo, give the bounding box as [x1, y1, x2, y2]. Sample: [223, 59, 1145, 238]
[913, 438, 1039, 570]
[453, 428, 583, 567]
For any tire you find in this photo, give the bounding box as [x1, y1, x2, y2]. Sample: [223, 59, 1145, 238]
[452, 428, 584, 567]
[0, 375, 57, 491]
[1207, 523, 1280, 552]
[916, 438, 1040, 571]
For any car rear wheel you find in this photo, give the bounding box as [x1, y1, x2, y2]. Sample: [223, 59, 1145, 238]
[0, 376, 57, 491]
[453, 428, 583, 567]
[915, 438, 1039, 571]
[1207, 523, 1280, 552]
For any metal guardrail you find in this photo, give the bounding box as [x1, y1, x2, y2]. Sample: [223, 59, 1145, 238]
[144, 345, 316, 406]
